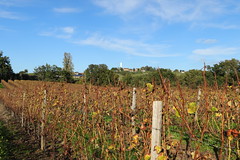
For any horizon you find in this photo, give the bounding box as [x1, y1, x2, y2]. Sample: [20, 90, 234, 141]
[1, 0, 240, 73]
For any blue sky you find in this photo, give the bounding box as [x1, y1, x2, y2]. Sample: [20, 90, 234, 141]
[0, 0, 240, 73]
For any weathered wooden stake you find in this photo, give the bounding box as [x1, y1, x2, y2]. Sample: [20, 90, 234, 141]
[83, 94, 86, 104]
[41, 90, 46, 151]
[194, 88, 201, 121]
[131, 88, 136, 135]
[21, 92, 26, 127]
[151, 101, 163, 160]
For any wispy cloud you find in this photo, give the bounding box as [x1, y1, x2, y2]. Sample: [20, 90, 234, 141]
[62, 27, 75, 34]
[92, 0, 144, 15]
[40, 26, 75, 39]
[146, 0, 225, 22]
[75, 34, 177, 57]
[192, 23, 240, 30]
[53, 7, 80, 13]
[196, 39, 218, 44]
[193, 46, 239, 56]
[92, 0, 240, 29]
[0, 25, 12, 31]
[0, 0, 32, 6]
[0, 10, 23, 20]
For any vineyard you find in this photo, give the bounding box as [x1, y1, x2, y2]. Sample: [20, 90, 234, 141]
[0, 79, 239, 159]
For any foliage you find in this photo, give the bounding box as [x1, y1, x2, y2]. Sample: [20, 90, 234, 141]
[63, 52, 74, 73]
[113, 59, 239, 88]
[208, 58, 240, 86]
[0, 122, 13, 159]
[121, 68, 176, 87]
[140, 66, 155, 71]
[85, 64, 119, 86]
[14, 69, 37, 80]
[0, 79, 239, 159]
[181, 69, 203, 88]
[34, 64, 62, 81]
[0, 51, 14, 81]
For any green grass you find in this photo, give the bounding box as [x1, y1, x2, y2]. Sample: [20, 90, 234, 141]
[0, 83, 3, 88]
[0, 122, 14, 159]
[0, 121, 39, 160]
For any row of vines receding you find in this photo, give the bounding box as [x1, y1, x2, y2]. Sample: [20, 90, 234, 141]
[0, 79, 239, 159]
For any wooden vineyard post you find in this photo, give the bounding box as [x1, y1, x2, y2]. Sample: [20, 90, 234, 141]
[151, 101, 163, 160]
[131, 88, 136, 135]
[84, 94, 86, 104]
[21, 92, 26, 127]
[41, 90, 46, 151]
[83, 91, 87, 123]
[194, 88, 201, 122]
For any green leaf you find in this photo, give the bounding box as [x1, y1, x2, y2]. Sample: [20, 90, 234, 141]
[211, 106, 218, 112]
[173, 107, 180, 117]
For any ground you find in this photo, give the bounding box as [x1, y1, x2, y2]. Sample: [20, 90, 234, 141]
[0, 102, 51, 160]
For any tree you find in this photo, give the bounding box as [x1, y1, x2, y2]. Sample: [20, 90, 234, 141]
[17, 69, 30, 80]
[85, 64, 119, 86]
[0, 51, 14, 81]
[63, 52, 74, 73]
[209, 58, 240, 86]
[141, 66, 155, 71]
[181, 69, 203, 88]
[61, 70, 74, 83]
[62, 52, 74, 83]
[34, 64, 62, 81]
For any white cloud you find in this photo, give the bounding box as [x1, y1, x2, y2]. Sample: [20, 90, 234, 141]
[62, 27, 75, 34]
[75, 34, 177, 57]
[146, 0, 225, 22]
[0, 25, 12, 31]
[0, 0, 33, 7]
[92, 0, 240, 26]
[193, 47, 239, 56]
[92, 0, 144, 14]
[53, 7, 80, 13]
[196, 39, 218, 44]
[0, 10, 22, 20]
[40, 27, 75, 39]
[192, 23, 240, 30]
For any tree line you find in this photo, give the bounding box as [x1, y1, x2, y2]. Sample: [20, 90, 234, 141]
[0, 52, 74, 83]
[0, 50, 239, 88]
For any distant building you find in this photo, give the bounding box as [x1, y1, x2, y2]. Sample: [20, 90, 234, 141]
[122, 68, 145, 72]
[120, 62, 123, 68]
[123, 68, 133, 72]
[180, 70, 185, 73]
[73, 72, 84, 79]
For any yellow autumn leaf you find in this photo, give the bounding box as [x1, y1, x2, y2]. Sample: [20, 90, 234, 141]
[157, 153, 168, 160]
[191, 151, 197, 159]
[128, 143, 136, 150]
[144, 154, 151, 160]
[227, 101, 232, 107]
[187, 102, 197, 114]
[215, 113, 222, 117]
[108, 144, 115, 150]
[92, 111, 100, 118]
[132, 134, 139, 144]
[146, 83, 154, 92]
[166, 145, 171, 150]
[143, 118, 148, 123]
[228, 135, 233, 141]
[154, 145, 162, 154]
